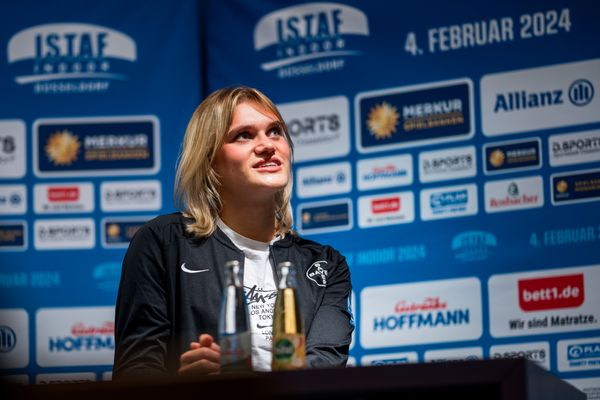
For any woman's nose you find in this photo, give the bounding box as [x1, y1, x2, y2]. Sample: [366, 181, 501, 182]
[255, 136, 275, 154]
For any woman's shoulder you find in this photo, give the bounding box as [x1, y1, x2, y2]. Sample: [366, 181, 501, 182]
[286, 233, 345, 261]
[136, 212, 192, 240]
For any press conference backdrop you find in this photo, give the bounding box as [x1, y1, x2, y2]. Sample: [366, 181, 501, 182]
[0, 0, 599, 395]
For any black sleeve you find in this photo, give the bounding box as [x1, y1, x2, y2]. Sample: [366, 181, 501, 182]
[112, 223, 172, 379]
[305, 252, 354, 368]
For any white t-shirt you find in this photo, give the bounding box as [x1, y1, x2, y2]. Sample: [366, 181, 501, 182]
[216, 219, 278, 372]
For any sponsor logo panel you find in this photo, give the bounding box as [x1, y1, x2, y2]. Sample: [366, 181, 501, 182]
[297, 198, 352, 234]
[424, 347, 483, 362]
[100, 180, 161, 211]
[278, 96, 350, 162]
[483, 138, 542, 175]
[36, 307, 115, 367]
[549, 130, 600, 167]
[0, 120, 26, 178]
[33, 116, 160, 177]
[34, 182, 94, 214]
[490, 341, 550, 370]
[558, 337, 600, 372]
[0, 184, 27, 215]
[357, 154, 413, 191]
[518, 274, 584, 311]
[360, 277, 482, 349]
[484, 176, 544, 213]
[358, 191, 414, 228]
[7, 23, 137, 94]
[356, 78, 474, 154]
[488, 265, 600, 338]
[420, 184, 478, 221]
[481, 59, 600, 136]
[36, 372, 96, 384]
[452, 230, 496, 262]
[0, 309, 29, 369]
[0, 221, 27, 251]
[101, 216, 152, 248]
[34, 218, 95, 250]
[361, 351, 418, 366]
[551, 168, 600, 205]
[418, 145, 476, 183]
[296, 162, 351, 198]
[253, 3, 369, 79]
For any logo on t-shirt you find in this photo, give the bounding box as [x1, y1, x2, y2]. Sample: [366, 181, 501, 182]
[306, 260, 329, 287]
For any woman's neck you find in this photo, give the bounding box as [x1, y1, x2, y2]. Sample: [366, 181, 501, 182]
[219, 198, 278, 242]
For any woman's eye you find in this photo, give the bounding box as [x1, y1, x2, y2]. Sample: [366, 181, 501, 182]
[269, 128, 282, 137]
[235, 131, 251, 140]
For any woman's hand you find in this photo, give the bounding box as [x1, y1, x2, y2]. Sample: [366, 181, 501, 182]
[178, 333, 221, 376]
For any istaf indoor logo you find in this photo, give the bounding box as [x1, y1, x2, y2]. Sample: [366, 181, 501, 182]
[7, 23, 137, 94]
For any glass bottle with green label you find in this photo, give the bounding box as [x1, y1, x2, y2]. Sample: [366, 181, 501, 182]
[219, 260, 252, 373]
[272, 261, 305, 370]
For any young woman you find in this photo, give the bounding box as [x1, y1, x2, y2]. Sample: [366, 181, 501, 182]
[113, 86, 353, 379]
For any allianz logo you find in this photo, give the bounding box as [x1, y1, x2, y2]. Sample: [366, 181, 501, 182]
[0, 326, 17, 352]
[0, 192, 22, 206]
[253, 2, 369, 71]
[494, 79, 594, 113]
[7, 23, 137, 85]
[302, 171, 346, 186]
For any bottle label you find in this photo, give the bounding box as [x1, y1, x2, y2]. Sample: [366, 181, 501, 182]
[272, 333, 305, 370]
[220, 331, 252, 372]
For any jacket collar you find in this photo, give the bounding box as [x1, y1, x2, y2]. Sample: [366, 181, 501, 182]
[212, 222, 295, 249]
[212, 225, 244, 252]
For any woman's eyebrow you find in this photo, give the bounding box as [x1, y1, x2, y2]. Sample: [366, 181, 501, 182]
[268, 121, 285, 131]
[228, 121, 283, 135]
[227, 124, 253, 136]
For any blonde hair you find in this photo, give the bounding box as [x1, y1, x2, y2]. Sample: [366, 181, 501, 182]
[174, 86, 294, 238]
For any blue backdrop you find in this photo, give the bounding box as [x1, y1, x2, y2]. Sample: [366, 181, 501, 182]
[0, 0, 599, 394]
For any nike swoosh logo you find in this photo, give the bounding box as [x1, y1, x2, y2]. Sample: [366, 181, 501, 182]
[180, 263, 210, 274]
[257, 324, 272, 329]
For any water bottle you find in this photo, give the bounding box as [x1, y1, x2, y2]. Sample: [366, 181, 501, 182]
[219, 260, 252, 373]
[272, 261, 305, 370]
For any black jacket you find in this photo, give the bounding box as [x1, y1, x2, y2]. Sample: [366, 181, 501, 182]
[113, 213, 353, 378]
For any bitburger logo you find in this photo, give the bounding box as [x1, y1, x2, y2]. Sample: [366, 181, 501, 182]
[45, 129, 80, 166]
